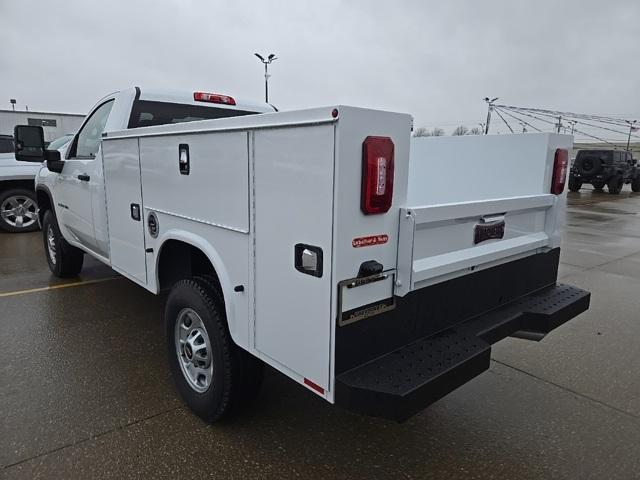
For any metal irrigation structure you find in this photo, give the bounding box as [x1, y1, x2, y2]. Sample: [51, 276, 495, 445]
[482, 99, 639, 152]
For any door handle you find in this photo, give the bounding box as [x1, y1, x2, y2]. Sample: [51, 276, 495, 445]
[77, 174, 90, 181]
[178, 144, 190, 175]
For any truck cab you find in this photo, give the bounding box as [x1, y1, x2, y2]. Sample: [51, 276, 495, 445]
[34, 87, 274, 259]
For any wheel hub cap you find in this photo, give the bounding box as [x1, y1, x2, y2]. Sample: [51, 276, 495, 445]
[175, 308, 213, 393]
[0, 195, 37, 229]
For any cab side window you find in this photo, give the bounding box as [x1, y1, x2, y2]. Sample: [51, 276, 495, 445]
[71, 100, 114, 159]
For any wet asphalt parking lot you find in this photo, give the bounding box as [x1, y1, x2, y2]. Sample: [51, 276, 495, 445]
[1, 187, 640, 480]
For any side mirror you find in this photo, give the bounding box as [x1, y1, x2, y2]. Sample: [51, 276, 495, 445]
[45, 149, 64, 174]
[13, 125, 46, 161]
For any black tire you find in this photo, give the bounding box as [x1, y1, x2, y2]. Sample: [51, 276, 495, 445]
[607, 175, 623, 195]
[195, 275, 264, 401]
[0, 188, 39, 233]
[42, 210, 84, 277]
[632, 177, 640, 193]
[592, 181, 605, 191]
[165, 277, 262, 422]
[568, 177, 581, 192]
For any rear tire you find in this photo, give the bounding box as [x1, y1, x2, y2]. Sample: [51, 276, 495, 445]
[592, 181, 605, 191]
[0, 188, 39, 233]
[607, 176, 623, 194]
[42, 210, 84, 277]
[568, 177, 581, 192]
[195, 275, 264, 401]
[165, 277, 262, 422]
[631, 177, 640, 193]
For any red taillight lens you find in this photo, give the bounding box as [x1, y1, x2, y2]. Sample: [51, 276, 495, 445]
[361, 136, 394, 214]
[193, 91, 236, 105]
[551, 148, 569, 195]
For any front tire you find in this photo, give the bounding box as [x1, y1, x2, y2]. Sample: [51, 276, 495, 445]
[0, 188, 39, 233]
[632, 177, 640, 193]
[165, 277, 262, 422]
[42, 210, 84, 277]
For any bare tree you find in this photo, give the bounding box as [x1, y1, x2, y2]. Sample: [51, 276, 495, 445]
[413, 127, 445, 137]
[452, 125, 469, 136]
[468, 127, 482, 135]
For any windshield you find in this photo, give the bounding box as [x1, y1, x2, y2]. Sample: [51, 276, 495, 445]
[0, 136, 14, 154]
[128, 100, 257, 128]
[47, 134, 74, 151]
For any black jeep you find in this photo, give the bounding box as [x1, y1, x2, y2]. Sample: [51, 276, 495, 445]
[569, 149, 640, 194]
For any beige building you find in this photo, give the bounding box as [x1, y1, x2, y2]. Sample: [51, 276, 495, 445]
[0, 109, 84, 143]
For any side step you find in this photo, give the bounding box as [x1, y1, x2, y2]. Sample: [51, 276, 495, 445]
[335, 284, 590, 422]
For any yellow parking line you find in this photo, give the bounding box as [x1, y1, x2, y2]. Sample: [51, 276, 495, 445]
[0, 277, 120, 298]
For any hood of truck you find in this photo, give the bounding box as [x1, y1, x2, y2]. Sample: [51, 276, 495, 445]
[0, 152, 41, 179]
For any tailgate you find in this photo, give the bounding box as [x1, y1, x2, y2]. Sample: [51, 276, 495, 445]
[396, 133, 572, 296]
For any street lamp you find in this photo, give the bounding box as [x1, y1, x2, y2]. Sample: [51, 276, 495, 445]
[483, 97, 499, 134]
[254, 53, 277, 103]
[625, 120, 637, 153]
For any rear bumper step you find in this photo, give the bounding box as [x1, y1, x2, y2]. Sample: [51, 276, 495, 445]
[335, 284, 590, 422]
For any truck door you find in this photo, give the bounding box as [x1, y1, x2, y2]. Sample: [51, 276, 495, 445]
[56, 99, 114, 254]
[101, 137, 147, 284]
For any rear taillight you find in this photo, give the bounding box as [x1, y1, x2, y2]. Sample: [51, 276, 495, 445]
[361, 136, 394, 215]
[551, 148, 569, 195]
[193, 91, 236, 105]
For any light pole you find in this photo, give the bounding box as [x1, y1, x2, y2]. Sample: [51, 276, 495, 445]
[254, 53, 277, 103]
[483, 97, 498, 134]
[625, 120, 637, 153]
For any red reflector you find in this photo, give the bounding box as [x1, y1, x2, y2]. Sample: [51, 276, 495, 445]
[551, 148, 569, 194]
[193, 91, 236, 106]
[361, 136, 394, 215]
[303, 378, 325, 394]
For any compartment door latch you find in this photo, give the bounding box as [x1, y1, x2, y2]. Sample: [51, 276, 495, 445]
[178, 144, 190, 175]
[294, 244, 323, 278]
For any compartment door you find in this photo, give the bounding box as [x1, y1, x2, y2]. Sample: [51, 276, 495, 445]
[253, 125, 335, 390]
[102, 138, 147, 284]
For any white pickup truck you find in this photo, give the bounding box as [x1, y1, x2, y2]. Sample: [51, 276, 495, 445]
[14, 87, 590, 422]
[0, 134, 73, 232]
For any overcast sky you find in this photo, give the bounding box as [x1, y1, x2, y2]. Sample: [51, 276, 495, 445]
[1, 0, 639, 136]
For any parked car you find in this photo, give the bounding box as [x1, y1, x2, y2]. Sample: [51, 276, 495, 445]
[569, 149, 640, 194]
[0, 133, 73, 232]
[14, 87, 590, 422]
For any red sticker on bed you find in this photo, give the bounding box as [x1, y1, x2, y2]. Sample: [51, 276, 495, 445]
[352, 234, 389, 248]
